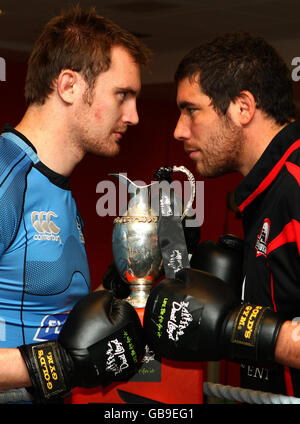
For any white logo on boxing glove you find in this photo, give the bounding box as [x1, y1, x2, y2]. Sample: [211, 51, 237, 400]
[105, 338, 129, 376]
[167, 300, 193, 341]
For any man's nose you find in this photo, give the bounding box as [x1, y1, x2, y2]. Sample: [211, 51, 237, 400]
[123, 100, 139, 126]
[174, 115, 190, 141]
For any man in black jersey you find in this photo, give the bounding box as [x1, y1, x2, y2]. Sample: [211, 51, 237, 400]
[145, 33, 300, 397]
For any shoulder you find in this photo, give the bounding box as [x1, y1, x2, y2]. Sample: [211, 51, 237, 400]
[0, 132, 33, 170]
[0, 133, 33, 191]
[0, 134, 33, 251]
[273, 161, 300, 220]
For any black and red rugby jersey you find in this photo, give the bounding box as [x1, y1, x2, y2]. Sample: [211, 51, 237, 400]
[235, 119, 300, 397]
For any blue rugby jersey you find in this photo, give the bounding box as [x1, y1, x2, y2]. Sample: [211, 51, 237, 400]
[0, 125, 90, 348]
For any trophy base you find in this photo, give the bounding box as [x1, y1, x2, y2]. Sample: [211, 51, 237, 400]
[126, 279, 153, 308]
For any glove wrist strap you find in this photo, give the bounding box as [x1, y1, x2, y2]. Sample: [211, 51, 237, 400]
[19, 340, 74, 402]
[225, 303, 283, 363]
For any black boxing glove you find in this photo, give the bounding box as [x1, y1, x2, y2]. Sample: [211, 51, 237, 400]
[190, 234, 244, 296]
[143, 268, 283, 364]
[19, 290, 145, 402]
[182, 218, 201, 255]
[102, 262, 131, 299]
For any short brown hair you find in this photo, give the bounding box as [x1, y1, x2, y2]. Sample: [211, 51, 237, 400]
[175, 32, 296, 126]
[25, 5, 151, 105]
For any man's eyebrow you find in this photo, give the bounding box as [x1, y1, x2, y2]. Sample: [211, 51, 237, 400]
[177, 101, 196, 110]
[115, 86, 140, 96]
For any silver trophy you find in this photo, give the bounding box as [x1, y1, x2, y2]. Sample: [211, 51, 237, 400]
[111, 166, 195, 308]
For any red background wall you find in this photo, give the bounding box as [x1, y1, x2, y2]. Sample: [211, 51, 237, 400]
[0, 59, 245, 289]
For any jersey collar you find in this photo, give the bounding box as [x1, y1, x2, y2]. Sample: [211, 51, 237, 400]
[235, 119, 300, 213]
[1, 124, 70, 190]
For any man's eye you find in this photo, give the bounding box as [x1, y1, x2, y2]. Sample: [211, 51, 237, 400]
[118, 92, 128, 102]
[187, 108, 196, 115]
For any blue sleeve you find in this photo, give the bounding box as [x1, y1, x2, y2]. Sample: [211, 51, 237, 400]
[0, 136, 32, 255]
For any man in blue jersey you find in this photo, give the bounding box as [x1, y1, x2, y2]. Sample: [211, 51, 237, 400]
[0, 5, 150, 402]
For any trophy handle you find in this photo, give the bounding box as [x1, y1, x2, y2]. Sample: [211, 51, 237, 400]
[171, 166, 196, 221]
[154, 166, 196, 221]
[110, 169, 195, 220]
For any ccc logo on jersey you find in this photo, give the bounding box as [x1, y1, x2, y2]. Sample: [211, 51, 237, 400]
[31, 211, 62, 244]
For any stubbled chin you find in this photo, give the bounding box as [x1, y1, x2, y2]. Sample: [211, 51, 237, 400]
[87, 142, 120, 158]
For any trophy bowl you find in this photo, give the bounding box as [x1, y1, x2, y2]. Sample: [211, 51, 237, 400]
[112, 215, 162, 308]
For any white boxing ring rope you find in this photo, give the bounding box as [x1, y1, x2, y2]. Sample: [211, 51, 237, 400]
[1, 382, 300, 404]
[203, 381, 300, 404]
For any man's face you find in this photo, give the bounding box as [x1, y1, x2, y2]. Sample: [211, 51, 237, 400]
[73, 45, 141, 157]
[174, 76, 243, 177]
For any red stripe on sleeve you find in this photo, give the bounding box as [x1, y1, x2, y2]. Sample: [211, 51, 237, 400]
[267, 219, 300, 255]
[286, 161, 300, 186]
[239, 139, 300, 212]
[269, 271, 277, 312]
[284, 366, 295, 397]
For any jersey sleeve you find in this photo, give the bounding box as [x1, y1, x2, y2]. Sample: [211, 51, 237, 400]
[0, 136, 32, 256]
[266, 166, 300, 317]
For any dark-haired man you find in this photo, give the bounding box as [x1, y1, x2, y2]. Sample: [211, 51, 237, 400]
[0, 5, 150, 402]
[144, 33, 300, 398]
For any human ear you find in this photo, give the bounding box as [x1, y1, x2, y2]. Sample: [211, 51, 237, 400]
[231, 90, 256, 125]
[56, 70, 78, 105]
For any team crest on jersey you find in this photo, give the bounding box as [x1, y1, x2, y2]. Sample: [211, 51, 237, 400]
[31, 210, 62, 244]
[255, 218, 271, 257]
